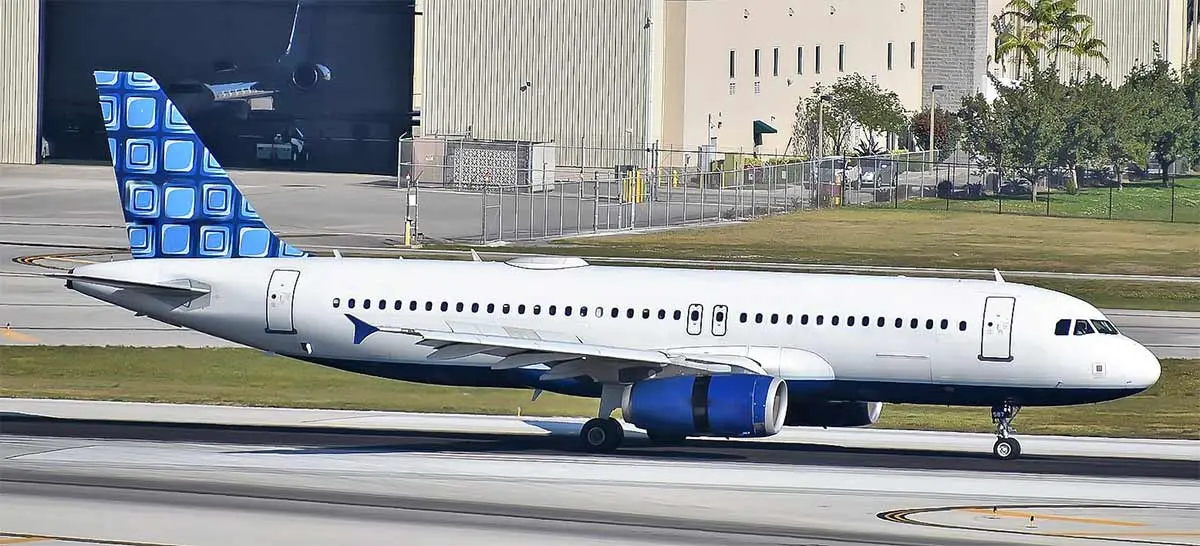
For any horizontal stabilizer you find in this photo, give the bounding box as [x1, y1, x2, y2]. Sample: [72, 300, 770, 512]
[47, 273, 209, 297]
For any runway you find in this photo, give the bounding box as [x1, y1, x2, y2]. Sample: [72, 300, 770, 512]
[2, 400, 1198, 546]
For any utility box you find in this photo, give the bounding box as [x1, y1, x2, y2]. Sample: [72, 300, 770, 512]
[399, 136, 557, 193]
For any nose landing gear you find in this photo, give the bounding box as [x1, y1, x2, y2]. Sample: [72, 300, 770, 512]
[991, 403, 1022, 460]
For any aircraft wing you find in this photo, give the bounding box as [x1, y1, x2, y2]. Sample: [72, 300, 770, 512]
[344, 314, 766, 381]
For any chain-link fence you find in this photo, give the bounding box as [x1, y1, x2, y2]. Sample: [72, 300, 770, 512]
[397, 136, 1199, 243]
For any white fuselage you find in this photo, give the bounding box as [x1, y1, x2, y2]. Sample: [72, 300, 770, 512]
[66, 256, 1161, 407]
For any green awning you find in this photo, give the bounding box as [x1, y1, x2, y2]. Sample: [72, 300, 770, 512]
[753, 120, 778, 134]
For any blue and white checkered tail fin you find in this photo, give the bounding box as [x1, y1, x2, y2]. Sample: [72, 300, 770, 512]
[93, 70, 306, 259]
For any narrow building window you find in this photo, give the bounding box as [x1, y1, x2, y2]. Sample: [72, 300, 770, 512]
[754, 48, 761, 78]
[910, 41, 917, 69]
[797, 46, 804, 74]
[815, 45, 822, 74]
[772, 47, 780, 76]
[729, 50, 736, 78]
[838, 43, 845, 72]
[887, 42, 894, 70]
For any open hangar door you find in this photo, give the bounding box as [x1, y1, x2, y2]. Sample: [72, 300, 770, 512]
[40, 0, 416, 175]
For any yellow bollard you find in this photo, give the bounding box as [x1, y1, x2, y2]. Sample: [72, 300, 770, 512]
[404, 220, 413, 246]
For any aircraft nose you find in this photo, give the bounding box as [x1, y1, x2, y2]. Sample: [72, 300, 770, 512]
[1126, 341, 1161, 390]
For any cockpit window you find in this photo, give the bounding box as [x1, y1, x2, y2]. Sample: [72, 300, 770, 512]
[1054, 319, 1071, 336]
[1091, 320, 1120, 335]
[1073, 319, 1096, 335]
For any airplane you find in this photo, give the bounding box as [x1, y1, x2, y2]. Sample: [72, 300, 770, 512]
[165, 0, 331, 119]
[57, 70, 1162, 461]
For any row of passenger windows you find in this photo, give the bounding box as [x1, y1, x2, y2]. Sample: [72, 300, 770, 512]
[1055, 318, 1120, 336]
[331, 298, 970, 332]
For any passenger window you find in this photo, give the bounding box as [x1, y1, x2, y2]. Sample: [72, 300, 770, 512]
[611, 307, 619, 318]
[876, 317, 885, 327]
[848, 316, 856, 326]
[425, 301, 433, 311]
[715, 309, 726, 322]
[755, 313, 764, 324]
[740, 312, 748, 323]
[940, 319, 948, 330]
[332, 298, 341, 308]
[579, 306, 587, 317]
[487, 303, 495, 313]
[564, 306, 572, 316]
[895, 318, 902, 328]
[518, 304, 526, 314]
[549, 305, 557, 315]
[642, 309, 650, 319]
[456, 302, 464, 312]
[349, 299, 356, 309]
[786, 314, 794, 325]
[910, 318, 918, 329]
[925, 319, 934, 330]
[378, 299, 386, 309]
[471, 303, 479, 313]
[533, 305, 541, 315]
[862, 316, 869, 327]
[831, 316, 840, 326]
[801, 314, 809, 325]
[364, 299, 372, 310]
[673, 310, 682, 320]
[658, 309, 666, 319]
[690, 309, 701, 322]
[770, 313, 779, 324]
[816, 315, 824, 325]
[959, 320, 967, 331]
[394, 300, 402, 310]
[626, 308, 635, 318]
[440, 302, 448, 312]
[1073, 319, 1095, 335]
[502, 304, 511, 314]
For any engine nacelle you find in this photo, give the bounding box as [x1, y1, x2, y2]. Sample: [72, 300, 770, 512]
[291, 62, 332, 91]
[784, 400, 883, 427]
[623, 373, 789, 438]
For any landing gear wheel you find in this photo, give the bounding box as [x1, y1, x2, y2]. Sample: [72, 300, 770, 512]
[990, 402, 1023, 460]
[580, 417, 624, 453]
[645, 430, 687, 444]
[992, 437, 1021, 460]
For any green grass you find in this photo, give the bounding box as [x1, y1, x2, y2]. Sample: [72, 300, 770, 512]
[892, 176, 1200, 223]
[1, 347, 1195, 439]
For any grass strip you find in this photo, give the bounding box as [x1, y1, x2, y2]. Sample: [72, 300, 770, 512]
[2, 347, 1194, 439]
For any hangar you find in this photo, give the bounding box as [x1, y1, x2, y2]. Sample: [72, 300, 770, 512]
[0, 0, 417, 175]
[2, 0, 1196, 173]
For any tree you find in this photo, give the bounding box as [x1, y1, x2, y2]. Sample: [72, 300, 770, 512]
[1121, 47, 1196, 185]
[1063, 20, 1109, 81]
[1182, 57, 1200, 169]
[790, 75, 908, 158]
[969, 69, 1067, 200]
[910, 107, 962, 160]
[958, 92, 1005, 179]
[1056, 75, 1113, 193]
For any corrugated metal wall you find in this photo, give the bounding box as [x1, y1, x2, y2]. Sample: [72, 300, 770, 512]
[0, 0, 43, 165]
[1073, 0, 1179, 82]
[420, 0, 655, 168]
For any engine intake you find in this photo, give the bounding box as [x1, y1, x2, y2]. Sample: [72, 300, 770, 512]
[784, 400, 882, 427]
[623, 374, 788, 438]
[291, 62, 332, 91]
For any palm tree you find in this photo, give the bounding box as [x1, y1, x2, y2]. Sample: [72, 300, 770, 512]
[996, 22, 1044, 78]
[1065, 21, 1109, 80]
[1046, 0, 1092, 69]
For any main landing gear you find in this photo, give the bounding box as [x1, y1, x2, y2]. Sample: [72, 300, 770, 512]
[991, 402, 1023, 460]
[580, 384, 627, 453]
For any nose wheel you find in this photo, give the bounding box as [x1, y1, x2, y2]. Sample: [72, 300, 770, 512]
[991, 403, 1022, 460]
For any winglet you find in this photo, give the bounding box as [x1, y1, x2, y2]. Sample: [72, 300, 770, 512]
[344, 314, 379, 344]
[993, 268, 1006, 283]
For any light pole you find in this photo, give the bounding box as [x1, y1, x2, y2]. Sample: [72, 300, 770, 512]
[928, 84, 944, 159]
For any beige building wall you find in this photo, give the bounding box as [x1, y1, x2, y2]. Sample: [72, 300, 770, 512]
[987, 0, 1190, 84]
[665, 0, 926, 156]
[418, 0, 658, 166]
[0, 0, 43, 165]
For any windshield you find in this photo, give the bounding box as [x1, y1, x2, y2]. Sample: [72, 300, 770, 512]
[1091, 319, 1120, 335]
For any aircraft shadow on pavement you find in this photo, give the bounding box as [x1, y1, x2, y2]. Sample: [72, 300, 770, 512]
[2, 415, 1193, 479]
